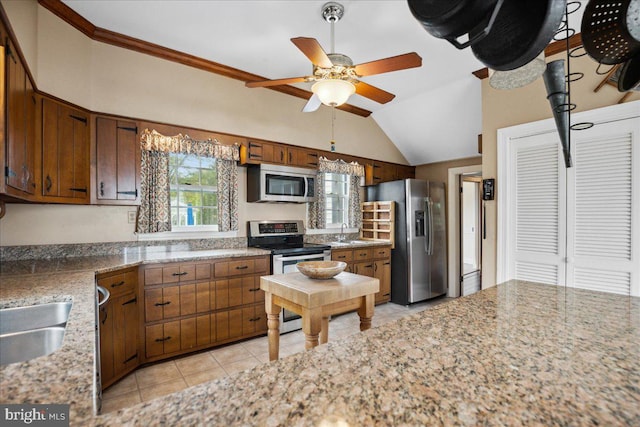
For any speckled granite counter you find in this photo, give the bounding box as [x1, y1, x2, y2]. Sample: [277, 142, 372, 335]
[0, 247, 270, 422]
[3, 255, 639, 425]
[102, 281, 639, 425]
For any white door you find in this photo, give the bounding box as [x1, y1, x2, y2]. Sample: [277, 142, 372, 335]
[511, 133, 567, 285]
[566, 119, 640, 295]
[499, 103, 640, 296]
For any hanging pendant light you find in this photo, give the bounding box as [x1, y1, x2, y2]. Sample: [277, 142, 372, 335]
[312, 79, 356, 106]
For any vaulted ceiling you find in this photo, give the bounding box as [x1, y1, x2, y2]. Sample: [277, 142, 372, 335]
[59, 0, 586, 165]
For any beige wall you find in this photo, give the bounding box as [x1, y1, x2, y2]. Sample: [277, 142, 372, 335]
[0, 1, 407, 246]
[481, 52, 640, 288]
[415, 156, 482, 184]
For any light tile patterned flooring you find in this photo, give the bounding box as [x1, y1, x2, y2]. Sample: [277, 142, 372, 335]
[101, 297, 453, 414]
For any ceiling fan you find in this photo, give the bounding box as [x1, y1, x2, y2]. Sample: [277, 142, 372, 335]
[245, 2, 423, 112]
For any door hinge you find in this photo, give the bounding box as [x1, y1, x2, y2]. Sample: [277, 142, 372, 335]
[118, 126, 138, 133]
[5, 38, 16, 63]
[69, 115, 88, 124]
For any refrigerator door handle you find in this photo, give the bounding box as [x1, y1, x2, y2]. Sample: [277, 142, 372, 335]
[424, 197, 433, 255]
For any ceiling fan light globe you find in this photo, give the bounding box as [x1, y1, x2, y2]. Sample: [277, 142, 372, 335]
[312, 79, 355, 106]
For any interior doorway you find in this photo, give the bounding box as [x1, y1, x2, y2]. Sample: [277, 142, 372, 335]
[460, 174, 482, 296]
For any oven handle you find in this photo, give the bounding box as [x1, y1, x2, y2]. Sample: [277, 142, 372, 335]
[273, 253, 328, 262]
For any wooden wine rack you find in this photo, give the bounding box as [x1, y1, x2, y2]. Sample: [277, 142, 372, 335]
[360, 201, 395, 248]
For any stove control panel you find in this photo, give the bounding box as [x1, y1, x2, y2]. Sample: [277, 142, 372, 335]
[248, 220, 304, 237]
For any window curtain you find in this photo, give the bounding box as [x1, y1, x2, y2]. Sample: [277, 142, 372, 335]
[136, 129, 240, 233]
[308, 157, 365, 229]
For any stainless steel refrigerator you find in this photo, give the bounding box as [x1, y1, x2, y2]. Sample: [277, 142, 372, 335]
[366, 179, 447, 304]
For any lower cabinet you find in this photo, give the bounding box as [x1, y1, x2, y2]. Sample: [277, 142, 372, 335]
[332, 245, 392, 305]
[98, 268, 139, 390]
[140, 255, 270, 363]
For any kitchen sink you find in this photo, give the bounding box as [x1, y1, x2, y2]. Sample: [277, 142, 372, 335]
[0, 327, 67, 366]
[0, 301, 72, 335]
[0, 301, 72, 366]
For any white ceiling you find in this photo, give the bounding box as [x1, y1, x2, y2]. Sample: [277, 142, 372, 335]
[60, 1, 585, 165]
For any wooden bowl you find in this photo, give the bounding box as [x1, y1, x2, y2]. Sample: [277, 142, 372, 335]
[296, 261, 347, 280]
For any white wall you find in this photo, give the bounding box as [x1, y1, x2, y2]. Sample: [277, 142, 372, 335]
[0, 1, 404, 246]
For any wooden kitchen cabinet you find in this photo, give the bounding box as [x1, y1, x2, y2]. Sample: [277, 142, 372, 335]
[94, 116, 140, 205]
[140, 255, 270, 363]
[287, 147, 319, 168]
[98, 267, 139, 390]
[240, 139, 278, 164]
[332, 244, 392, 305]
[1, 36, 36, 198]
[40, 97, 90, 203]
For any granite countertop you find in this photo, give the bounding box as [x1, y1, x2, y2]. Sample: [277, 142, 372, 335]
[92, 281, 639, 426]
[0, 247, 271, 421]
[2, 246, 638, 425]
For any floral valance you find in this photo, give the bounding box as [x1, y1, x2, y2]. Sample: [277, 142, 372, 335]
[318, 156, 365, 177]
[140, 129, 239, 161]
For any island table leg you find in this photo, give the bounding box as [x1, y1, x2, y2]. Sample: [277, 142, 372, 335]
[302, 307, 322, 350]
[357, 294, 374, 331]
[265, 293, 281, 361]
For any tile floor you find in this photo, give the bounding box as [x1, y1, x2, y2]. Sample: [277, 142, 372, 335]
[101, 297, 453, 414]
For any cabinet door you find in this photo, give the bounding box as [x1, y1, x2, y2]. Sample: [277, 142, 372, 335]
[113, 294, 139, 375]
[196, 314, 211, 346]
[241, 276, 262, 305]
[99, 298, 115, 386]
[41, 98, 89, 202]
[374, 260, 391, 303]
[96, 117, 139, 204]
[353, 261, 374, 277]
[180, 317, 197, 351]
[180, 284, 196, 316]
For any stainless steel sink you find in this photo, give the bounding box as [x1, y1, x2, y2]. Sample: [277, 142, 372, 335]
[0, 327, 67, 365]
[0, 301, 72, 366]
[0, 301, 72, 335]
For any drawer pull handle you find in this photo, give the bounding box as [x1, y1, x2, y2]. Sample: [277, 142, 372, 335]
[111, 281, 125, 288]
[154, 301, 171, 306]
[337, 256, 346, 259]
[155, 336, 172, 342]
[235, 265, 249, 270]
[122, 297, 137, 306]
[249, 317, 261, 322]
[248, 288, 260, 292]
[172, 272, 188, 276]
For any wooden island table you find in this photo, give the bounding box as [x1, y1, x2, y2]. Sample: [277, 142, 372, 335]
[260, 271, 379, 361]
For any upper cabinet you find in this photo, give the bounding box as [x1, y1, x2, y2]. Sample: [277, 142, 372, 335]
[2, 38, 36, 197]
[94, 116, 140, 205]
[240, 140, 319, 169]
[40, 97, 90, 203]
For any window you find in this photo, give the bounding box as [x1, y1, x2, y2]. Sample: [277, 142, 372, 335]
[169, 153, 218, 229]
[324, 172, 349, 226]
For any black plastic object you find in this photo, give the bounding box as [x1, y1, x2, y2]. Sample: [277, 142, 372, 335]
[543, 60, 572, 168]
[471, 0, 565, 71]
[407, 0, 503, 49]
[582, 0, 640, 65]
[618, 55, 640, 92]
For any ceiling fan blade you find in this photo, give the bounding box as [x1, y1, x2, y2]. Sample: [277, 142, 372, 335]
[245, 76, 309, 88]
[302, 93, 322, 113]
[354, 81, 396, 104]
[291, 37, 333, 68]
[354, 52, 422, 77]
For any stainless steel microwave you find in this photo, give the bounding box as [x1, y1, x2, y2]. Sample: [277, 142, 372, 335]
[246, 164, 317, 203]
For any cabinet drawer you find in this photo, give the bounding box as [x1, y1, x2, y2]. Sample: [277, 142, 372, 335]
[353, 248, 373, 260]
[97, 268, 137, 298]
[332, 250, 353, 262]
[214, 259, 256, 277]
[372, 247, 391, 259]
[144, 262, 210, 285]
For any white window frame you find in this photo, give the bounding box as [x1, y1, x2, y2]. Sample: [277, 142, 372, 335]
[324, 172, 350, 228]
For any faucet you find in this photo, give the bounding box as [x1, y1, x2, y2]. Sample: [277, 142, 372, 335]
[338, 223, 347, 242]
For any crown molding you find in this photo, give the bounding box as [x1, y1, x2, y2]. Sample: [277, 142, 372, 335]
[37, 0, 372, 117]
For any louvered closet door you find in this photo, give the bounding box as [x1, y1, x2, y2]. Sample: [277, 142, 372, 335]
[566, 119, 640, 296]
[512, 133, 567, 285]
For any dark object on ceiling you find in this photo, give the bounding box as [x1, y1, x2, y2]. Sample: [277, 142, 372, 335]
[407, 0, 504, 49]
[543, 60, 572, 168]
[618, 54, 640, 91]
[581, 0, 640, 65]
[471, 0, 566, 71]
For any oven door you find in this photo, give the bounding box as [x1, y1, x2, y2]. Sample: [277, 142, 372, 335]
[272, 250, 331, 333]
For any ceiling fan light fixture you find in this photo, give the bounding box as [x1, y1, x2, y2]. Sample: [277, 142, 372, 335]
[312, 79, 355, 106]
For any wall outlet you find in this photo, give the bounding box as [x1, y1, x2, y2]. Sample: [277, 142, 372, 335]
[127, 211, 137, 224]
